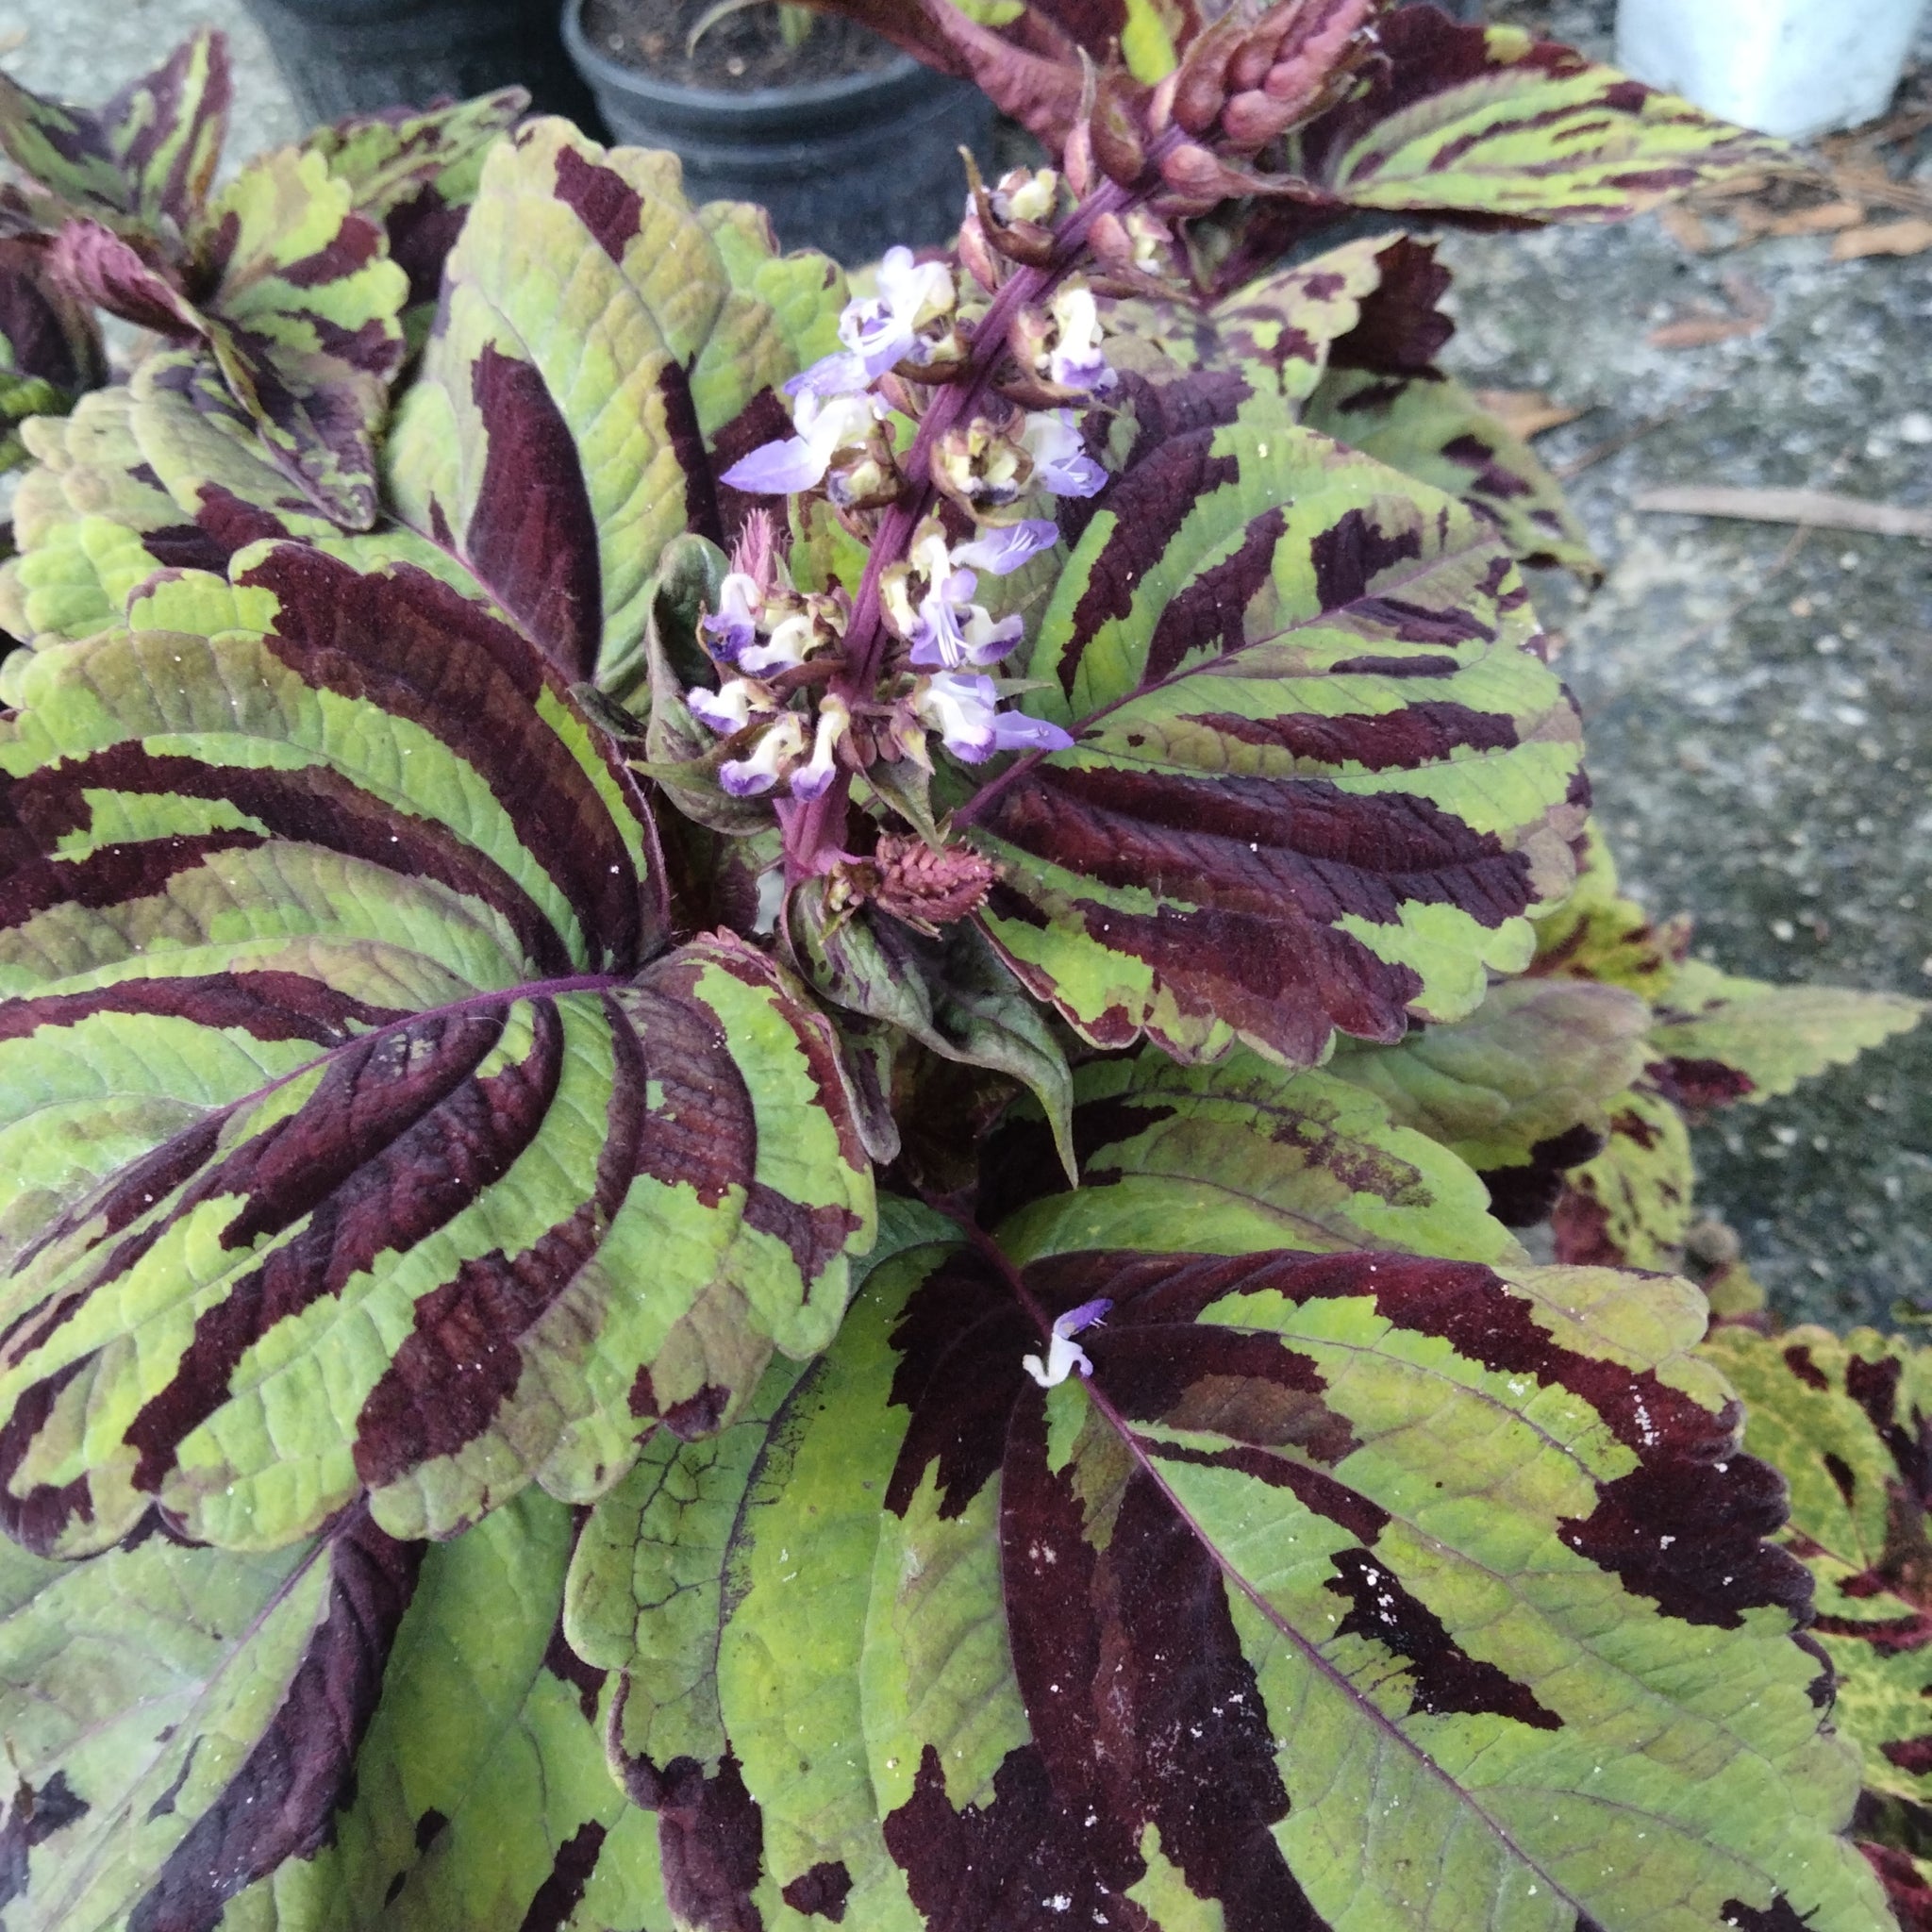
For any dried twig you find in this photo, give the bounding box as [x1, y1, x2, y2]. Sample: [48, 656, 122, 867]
[1633, 486, 1932, 539]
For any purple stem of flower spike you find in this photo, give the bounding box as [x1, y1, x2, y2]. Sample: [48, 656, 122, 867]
[770, 131, 1183, 884]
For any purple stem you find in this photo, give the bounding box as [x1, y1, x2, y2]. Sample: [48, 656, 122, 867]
[783, 135, 1183, 882]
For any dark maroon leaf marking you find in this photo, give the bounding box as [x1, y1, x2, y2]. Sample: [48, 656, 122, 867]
[782, 1861, 854, 1922]
[1141, 507, 1284, 688]
[544, 1613, 608, 1724]
[1184, 697, 1518, 771]
[1479, 1123, 1607, 1227]
[658, 358, 724, 550]
[414, 1807, 449, 1851]
[143, 1738, 202, 1821]
[657, 1753, 764, 1932]
[1783, 1347, 1831, 1394]
[465, 344, 604, 683]
[1719, 1896, 1818, 1932]
[1884, 1738, 1932, 1778]
[1058, 428, 1240, 702]
[0, 1769, 90, 1910]
[125, 1514, 423, 1932]
[0, 971, 406, 1049]
[517, 1820, 608, 1932]
[0, 1357, 95, 1553]
[353, 995, 642, 1491]
[1327, 238, 1455, 376]
[1326, 1547, 1561, 1728]
[551, 146, 642, 267]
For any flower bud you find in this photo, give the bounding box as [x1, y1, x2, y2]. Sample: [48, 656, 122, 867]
[958, 207, 1003, 294]
[825, 433, 903, 512]
[1090, 68, 1147, 188]
[720, 711, 807, 797]
[991, 166, 1058, 225]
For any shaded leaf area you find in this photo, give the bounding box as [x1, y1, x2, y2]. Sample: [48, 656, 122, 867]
[961, 397, 1585, 1070]
[1550, 1083, 1694, 1271]
[0, 240, 108, 474]
[1513, 821, 1924, 1263]
[386, 116, 848, 692]
[791, 882, 1075, 1178]
[0, 1507, 418, 1932]
[48, 147, 408, 531]
[300, 90, 530, 349]
[227, 1490, 671, 1932]
[564, 1215, 1887, 1932]
[978, 1043, 1519, 1265]
[1283, 12, 1791, 225]
[0, 547, 874, 1555]
[0, 28, 229, 243]
[1327, 977, 1650, 1225]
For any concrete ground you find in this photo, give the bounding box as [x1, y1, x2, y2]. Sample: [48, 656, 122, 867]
[3, 0, 1924, 1326]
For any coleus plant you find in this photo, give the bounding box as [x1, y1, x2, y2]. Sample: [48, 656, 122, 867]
[0, 4, 1924, 1929]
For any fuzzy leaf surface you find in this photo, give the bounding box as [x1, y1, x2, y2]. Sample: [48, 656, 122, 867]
[228, 1490, 671, 1932]
[386, 118, 846, 689]
[0, 1511, 419, 1932]
[982, 1045, 1518, 1265]
[962, 409, 1585, 1068]
[0, 546, 874, 1554]
[1700, 1325, 1932, 1822]
[1289, 14, 1791, 223]
[0, 28, 228, 241]
[575, 1227, 1887, 1932]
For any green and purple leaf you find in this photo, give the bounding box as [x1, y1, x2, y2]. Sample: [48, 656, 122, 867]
[958, 410, 1587, 1068]
[1644, 959, 1923, 1113]
[980, 1042, 1519, 1264]
[0, 547, 874, 1556]
[0, 1509, 418, 1932]
[1701, 1325, 1932, 1828]
[0, 27, 229, 242]
[228, 1490, 671, 1931]
[1285, 12, 1793, 225]
[570, 1220, 1889, 1931]
[301, 89, 529, 348]
[0, 239, 106, 472]
[386, 118, 847, 689]
[1550, 1081, 1695, 1270]
[1327, 975, 1651, 1222]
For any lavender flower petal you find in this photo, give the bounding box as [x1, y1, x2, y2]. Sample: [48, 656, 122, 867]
[991, 709, 1075, 754]
[720, 435, 828, 495]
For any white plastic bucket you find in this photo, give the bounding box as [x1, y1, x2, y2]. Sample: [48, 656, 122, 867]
[1615, 0, 1929, 140]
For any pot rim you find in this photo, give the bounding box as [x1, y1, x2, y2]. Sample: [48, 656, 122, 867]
[560, 0, 929, 116]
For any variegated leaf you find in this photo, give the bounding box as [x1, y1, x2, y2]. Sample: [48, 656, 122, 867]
[958, 412, 1586, 1069]
[0, 1510, 418, 1932]
[386, 118, 847, 690]
[1700, 1326, 1932, 1826]
[0, 27, 228, 242]
[1304, 365, 1602, 582]
[1645, 960, 1924, 1111]
[0, 239, 106, 473]
[1551, 1082, 1695, 1270]
[981, 1044, 1519, 1265]
[1327, 976, 1651, 1221]
[1529, 819, 1688, 999]
[0, 547, 874, 1556]
[570, 1223, 1888, 1932]
[302, 90, 529, 347]
[227, 1491, 670, 1932]
[1289, 13, 1793, 224]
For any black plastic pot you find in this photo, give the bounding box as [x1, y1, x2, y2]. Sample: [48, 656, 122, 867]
[242, 0, 606, 127]
[560, 0, 994, 264]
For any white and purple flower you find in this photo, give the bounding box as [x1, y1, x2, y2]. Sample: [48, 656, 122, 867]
[913, 671, 1074, 764]
[1047, 285, 1116, 395]
[1022, 409, 1108, 499]
[789, 695, 851, 802]
[685, 676, 766, 734]
[698, 571, 764, 667]
[720, 712, 807, 797]
[1023, 1298, 1112, 1388]
[787, 246, 958, 399]
[720, 389, 887, 497]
